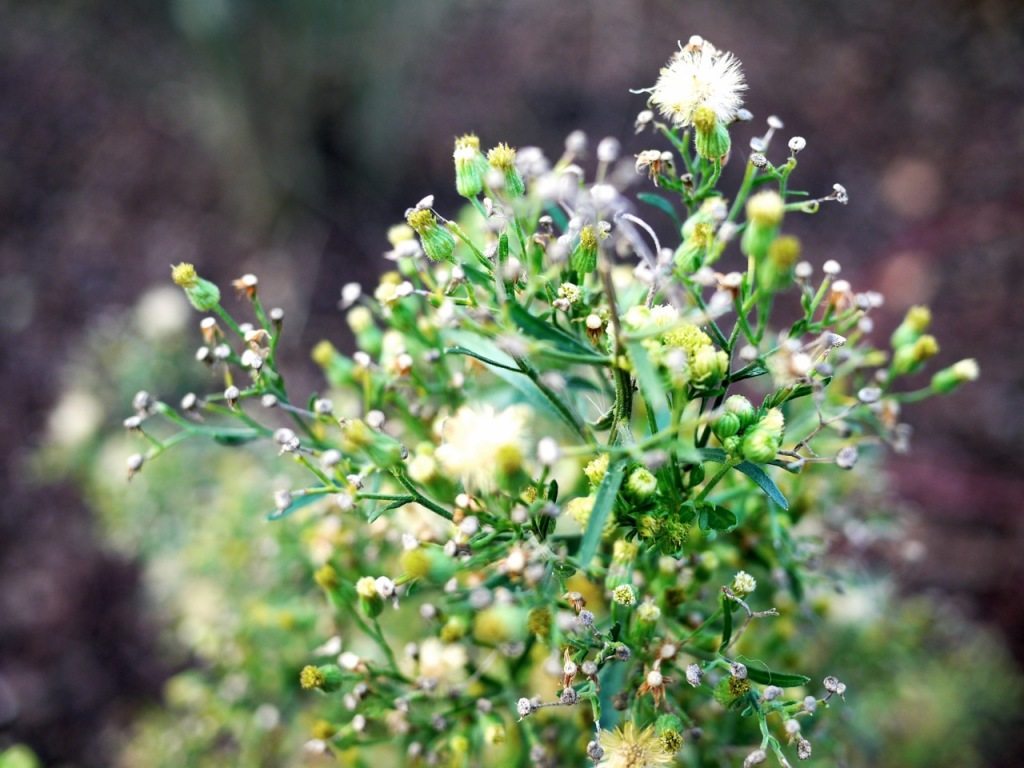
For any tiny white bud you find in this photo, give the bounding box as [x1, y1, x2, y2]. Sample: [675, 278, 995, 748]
[597, 137, 620, 163]
[537, 437, 560, 466]
[340, 282, 362, 309]
[564, 130, 587, 155]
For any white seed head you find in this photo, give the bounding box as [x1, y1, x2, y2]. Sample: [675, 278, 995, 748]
[648, 39, 747, 127]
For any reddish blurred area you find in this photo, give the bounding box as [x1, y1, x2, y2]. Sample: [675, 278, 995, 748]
[1, 0, 1022, 764]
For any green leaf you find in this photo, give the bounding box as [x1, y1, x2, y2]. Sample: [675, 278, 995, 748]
[625, 340, 670, 432]
[763, 377, 832, 409]
[729, 362, 769, 383]
[740, 664, 811, 688]
[498, 232, 509, 265]
[735, 461, 790, 510]
[367, 496, 416, 523]
[699, 447, 729, 463]
[577, 459, 626, 566]
[637, 192, 682, 227]
[212, 432, 261, 446]
[444, 332, 565, 425]
[697, 502, 738, 531]
[508, 304, 593, 356]
[720, 594, 734, 650]
[547, 480, 559, 503]
[267, 489, 329, 521]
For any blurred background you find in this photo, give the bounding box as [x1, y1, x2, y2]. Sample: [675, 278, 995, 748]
[1, 0, 1022, 765]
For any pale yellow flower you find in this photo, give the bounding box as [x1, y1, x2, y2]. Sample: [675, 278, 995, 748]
[598, 721, 673, 768]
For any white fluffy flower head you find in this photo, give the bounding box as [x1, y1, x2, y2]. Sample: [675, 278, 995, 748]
[435, 404, 528, 491]
[645, 36, 746, 128]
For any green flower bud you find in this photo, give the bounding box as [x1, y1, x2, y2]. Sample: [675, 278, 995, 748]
[891, 305, 931, 348]
[741, 191, 784, 260]
[656, 714, 683, 736]
[693, 105, 731, 162]
[741, 408, 785, 463]
[527, 606, 552, 638]
[300, 664, 343, 692]
[741, 430, 779, 463]
[712, 410, 741, 439]
[724, 394, 756, 429]
[612, 584, 636, 606]
[356, 576, 383, 617]
[406, 208, 456, 262]
[626, 467, 658, 499]
[171, 263, 221, 311]
[440, 616, 468, 642]
[691, 345, 729, 387]
[713, 675, 752, 707]
[931, 358, 979, 393]
[453, 133, 489, 198]
[483, 721, 506, 746]
[473, 605, 527, 645]
[674, 220, 715, 274]
[584, 454, 610, 487]
[891, 334, 939, 376]
[571, 225, 600, 274]
[722, 435, 742, 455]
[400, 546, 456, 584]
[758, 234, 801, 292]
[487, 142, 525, 197]
[342, 419, 404, 468]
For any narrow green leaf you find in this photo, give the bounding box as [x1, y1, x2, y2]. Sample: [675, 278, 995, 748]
[498, 233, 509, 265]
[367, 496, 416, 523]
[698, 502, 738, 531]
[625, 340, 670, 432]
[729, 362, 769, 383]
[763, 377, 832, 409]
[509, 304, 593, 356]
[267, 489, 329, 521]
[735, 461, 790, 510]
[740, 664, 811, 688]
[213, 432, 260, 446]
[444, 332, 567, 426]
[577, 459, 626, 567]
[637, 192, 682, 227]
[720, 594, 734, 650]
[546, 480, 559, 503]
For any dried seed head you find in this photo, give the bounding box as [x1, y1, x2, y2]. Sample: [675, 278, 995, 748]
[686, 663, 703, 687]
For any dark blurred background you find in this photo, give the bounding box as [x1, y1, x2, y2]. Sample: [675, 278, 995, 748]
[1, 0, 1022, 764]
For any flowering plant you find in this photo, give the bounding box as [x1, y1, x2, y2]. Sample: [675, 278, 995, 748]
[124, 36, 977, 767]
